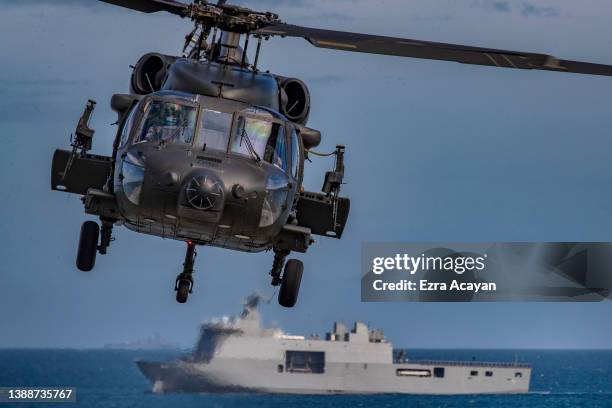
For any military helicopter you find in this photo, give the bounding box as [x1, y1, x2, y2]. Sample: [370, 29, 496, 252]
[51, 0, 612, 307]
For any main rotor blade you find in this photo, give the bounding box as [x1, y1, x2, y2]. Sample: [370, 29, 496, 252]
[255, 23, 612, 77]
[98, 0, 188, 15]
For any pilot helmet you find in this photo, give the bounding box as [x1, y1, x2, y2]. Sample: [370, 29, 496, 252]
[162, 103, 181, 126]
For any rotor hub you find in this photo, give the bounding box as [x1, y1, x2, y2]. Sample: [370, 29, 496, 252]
[186, 2, 280, 34]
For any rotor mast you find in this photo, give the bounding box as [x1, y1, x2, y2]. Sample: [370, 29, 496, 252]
[217, 31, 243, 65]
[180, 2, 277, 69]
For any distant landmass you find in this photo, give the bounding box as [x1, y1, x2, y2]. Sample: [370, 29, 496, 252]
[104, 333, 180, 350]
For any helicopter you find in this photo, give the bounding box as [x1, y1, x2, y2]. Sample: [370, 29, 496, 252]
[51, 0, 612, 307]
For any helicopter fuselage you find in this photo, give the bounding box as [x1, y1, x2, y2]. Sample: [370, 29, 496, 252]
[113, 91, 301, 252]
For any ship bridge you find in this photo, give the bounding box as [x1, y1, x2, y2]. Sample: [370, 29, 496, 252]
[325, 322, 386, 344]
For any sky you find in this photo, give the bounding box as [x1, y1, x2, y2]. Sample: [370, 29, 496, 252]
[1, 0, 611, 350]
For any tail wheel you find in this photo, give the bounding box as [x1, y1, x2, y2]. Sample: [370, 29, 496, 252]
[278, 259, 303, 308]
[76, 221, 99, 272]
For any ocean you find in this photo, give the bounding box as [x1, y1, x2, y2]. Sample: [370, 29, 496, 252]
[0, 349, 610, 408]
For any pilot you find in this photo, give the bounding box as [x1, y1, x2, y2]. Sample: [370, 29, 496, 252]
[145, 103, 191, 143]
[264, 143, 284, 169]
[263, 129, 285, 170]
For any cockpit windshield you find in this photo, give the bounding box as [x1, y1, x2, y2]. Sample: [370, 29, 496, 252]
[135, 100, 197, 145]
[197, 109, 233, 152]
[230, 108, 288, 171]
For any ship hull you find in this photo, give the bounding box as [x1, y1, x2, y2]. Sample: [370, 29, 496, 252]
[137, 359, 531, 395]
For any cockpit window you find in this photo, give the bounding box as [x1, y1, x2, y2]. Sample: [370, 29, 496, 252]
[231, 116, 271, 157]
[197, 109, 232, 152]
[118, 103, 138, 149]
[290, 128, 300, 179]
[262, 123, 287, 171]
[231, 113, 288, 171]
[135, 100, 196, 145]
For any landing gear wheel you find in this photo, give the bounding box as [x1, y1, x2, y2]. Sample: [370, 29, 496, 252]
[76, 221, 99, 272]
[176, 279, 191, 304]
[278, 259, 303, 308]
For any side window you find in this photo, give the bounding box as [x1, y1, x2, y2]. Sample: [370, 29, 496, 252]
[290, 128, 300, 179]
[118, 105, 138, 148]
[263, 123, 287, 171]
[197, 109, 232, 152]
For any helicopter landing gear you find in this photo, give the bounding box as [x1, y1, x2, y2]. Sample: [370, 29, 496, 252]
[270, 249, 303, 307]
[76, 218, 115, 272]
[76, 221, 99, 271]
[270, 249, 289, 286]
[175, 241, 197, 304]
[278, 259, 303, 308]
[98, 218, 114, 255]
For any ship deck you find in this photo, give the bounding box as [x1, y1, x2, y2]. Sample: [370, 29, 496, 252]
[393, 358, 531, 369]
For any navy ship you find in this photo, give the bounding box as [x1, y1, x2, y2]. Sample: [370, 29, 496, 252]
[137, 296, 531, 394]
